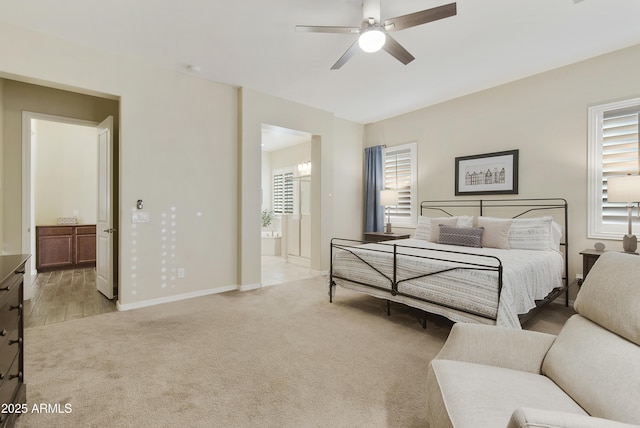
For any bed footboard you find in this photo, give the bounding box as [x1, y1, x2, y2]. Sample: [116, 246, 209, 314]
[330, 238, 505, 323]
[329, 198, 569, 329]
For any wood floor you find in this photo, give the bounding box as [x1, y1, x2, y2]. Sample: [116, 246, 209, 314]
[24, 267, 116, 328]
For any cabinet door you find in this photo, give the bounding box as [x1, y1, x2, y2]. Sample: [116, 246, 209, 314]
[75, 226, 97, 265]
[36, 227, 74, 269]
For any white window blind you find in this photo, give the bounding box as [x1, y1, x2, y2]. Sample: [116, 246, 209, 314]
[273, 170, 294, 214]
[588, 98, 640, 238]
[383, 143, 417, 226]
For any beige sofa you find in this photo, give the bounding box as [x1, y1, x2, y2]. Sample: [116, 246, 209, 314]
[426, 251, 640, 428]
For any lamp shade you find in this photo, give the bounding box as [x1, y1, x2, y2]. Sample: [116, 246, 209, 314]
[607, 175, 640, 203]
[380, 189, 398, 206]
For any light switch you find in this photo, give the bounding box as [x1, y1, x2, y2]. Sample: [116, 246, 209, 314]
[132, 211, 150, 223]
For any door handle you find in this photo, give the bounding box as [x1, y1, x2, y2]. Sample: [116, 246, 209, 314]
[102, 228, 117, 233]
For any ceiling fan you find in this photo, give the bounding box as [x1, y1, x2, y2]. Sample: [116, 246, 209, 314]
[296, 0, 457, 70]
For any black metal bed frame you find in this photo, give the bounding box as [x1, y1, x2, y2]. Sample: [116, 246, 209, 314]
[329, 198, 569, 327]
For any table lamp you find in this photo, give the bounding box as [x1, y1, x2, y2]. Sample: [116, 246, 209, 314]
[607, 174, 640, 253]
[380, 189, 399, 234]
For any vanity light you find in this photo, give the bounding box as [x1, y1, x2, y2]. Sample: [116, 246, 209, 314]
[297, 161, 312, 175]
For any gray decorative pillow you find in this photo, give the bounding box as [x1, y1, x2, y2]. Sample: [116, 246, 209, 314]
[438, 225, 484, 248]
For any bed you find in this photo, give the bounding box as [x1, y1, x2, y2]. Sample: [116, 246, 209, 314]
[329, 199, 569, 329]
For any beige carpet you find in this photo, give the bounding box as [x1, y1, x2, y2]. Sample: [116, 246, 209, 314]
[16, 276, 574, 428]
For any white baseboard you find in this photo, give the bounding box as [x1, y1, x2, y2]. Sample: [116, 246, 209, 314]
[239, 283, 262, 292]
[116, 285, 238, 311]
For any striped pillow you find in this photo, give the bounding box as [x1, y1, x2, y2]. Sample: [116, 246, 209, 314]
[508, 216, 555, 251]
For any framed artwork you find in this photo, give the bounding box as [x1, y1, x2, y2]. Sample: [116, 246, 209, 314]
[455, 149, 519, 195]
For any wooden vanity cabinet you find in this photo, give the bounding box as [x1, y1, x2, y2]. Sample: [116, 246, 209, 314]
[36, 225, 96, 271]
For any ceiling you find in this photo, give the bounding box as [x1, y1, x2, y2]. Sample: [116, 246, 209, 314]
[1, 0, 640, 124]
[262, 124, 311, 152]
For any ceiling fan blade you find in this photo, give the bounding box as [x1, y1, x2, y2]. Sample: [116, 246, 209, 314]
[296, 25, 360, 34]
[384, 2, 457, 32]
[362, 0, 381, 24]
[331, 40, 360, 70]
[382, 34, 415, 65]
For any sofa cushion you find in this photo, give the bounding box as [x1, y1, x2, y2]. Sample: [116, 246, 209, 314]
[542, 314, 640, 424]
[427, 360, 586, 428]
[508, 407, 640, 428]
[574, 251, 640, 346]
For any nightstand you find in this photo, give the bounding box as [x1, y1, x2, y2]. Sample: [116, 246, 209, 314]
[364, 232, 411, 242]
[579, 249, 606, 284]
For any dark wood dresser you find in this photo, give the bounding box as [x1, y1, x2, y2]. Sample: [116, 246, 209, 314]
[0, 255, 28, 427]
[36, 225, 96, 271]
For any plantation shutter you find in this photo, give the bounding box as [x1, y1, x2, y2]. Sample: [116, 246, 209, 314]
[602, 107, 640, 226]
[273, 170, 294, 214]
[383, 144, 416, 225]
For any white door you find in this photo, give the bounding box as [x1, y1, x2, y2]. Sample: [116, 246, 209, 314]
[96, 116, 114, 299]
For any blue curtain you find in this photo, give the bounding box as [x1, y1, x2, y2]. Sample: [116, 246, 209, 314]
[364, 146, 384, 232]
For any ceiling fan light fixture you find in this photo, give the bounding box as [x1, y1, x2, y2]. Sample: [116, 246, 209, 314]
[358, 28, 386, 53]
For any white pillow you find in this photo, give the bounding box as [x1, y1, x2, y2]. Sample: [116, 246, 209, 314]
[508, 216, 556, 251]
[477, 216, 511, 249]
[456, 215, 474, 228]
[551, 221, 563, 251]
[413, 216, 432, 240]
[413, 216, 475, 242]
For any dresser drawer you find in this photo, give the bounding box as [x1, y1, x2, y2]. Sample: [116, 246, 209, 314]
[0, 283, 20, 329]
[0, 354, 22, 416]
[0, 315, 19, 376]
[0, 273, 21, 310]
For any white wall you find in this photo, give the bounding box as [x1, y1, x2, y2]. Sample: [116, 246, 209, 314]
[269, 141, 312, 172]
[365, 43, 640, 283]
[0, 22, 364, 308]
[239, 88, 363, 285]
[261, 152, 272, 212]
[0, 22, 237, 308]
[332, 118, 364, 241]
[33, 119, 97, 225]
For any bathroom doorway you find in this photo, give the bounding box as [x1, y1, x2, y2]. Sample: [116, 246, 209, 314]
[260, 124, 314, 286]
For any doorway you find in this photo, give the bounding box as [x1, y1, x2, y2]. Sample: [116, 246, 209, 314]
[260, 124, 314, 286]
[21, 113, 117, 324]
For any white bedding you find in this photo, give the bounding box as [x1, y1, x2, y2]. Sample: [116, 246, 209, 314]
[331, 238, 564, 329]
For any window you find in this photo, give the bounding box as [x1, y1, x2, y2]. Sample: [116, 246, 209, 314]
[588, 97, 640, 239]
[383, 142, 417, 226]
[272, 169, 294, 214]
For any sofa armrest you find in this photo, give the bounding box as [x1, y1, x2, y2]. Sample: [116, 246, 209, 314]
[508, 407, 640, 428]
[433, 323, 557, 373]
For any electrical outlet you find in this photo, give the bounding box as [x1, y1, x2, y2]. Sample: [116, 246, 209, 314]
[177, 268, 185, 278]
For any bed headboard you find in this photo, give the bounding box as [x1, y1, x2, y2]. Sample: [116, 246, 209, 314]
[420, 198, 569, 289]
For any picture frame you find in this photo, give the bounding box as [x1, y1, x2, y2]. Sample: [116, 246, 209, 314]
[455, 149, 519, 195]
